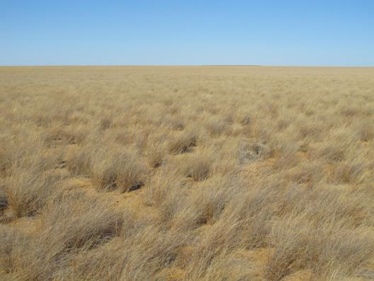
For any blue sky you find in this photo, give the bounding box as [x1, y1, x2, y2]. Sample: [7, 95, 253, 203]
[1, 0, 374, 66]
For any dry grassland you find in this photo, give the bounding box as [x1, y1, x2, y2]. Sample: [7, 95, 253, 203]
[0, 66, 374, 280]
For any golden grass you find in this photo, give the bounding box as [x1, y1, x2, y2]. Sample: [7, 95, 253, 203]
[0, 66, 374, 280]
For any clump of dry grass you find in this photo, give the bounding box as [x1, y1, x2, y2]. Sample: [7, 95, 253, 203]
[5, 169, 65, 218]
[329, 161, 365, 184]
[41, 191, 123, 250]
[239, 112, 252, 126]
[0, 66, 373, 280]
[168, 129, 198, 154]
[183, 153, 212, 181]
[237, 141, 272, 164]
[91, 149, 148, 192]
[147, 144, 167, 168]
[65, 145, 93, 175]
[145, 134, 168, 168]
[205, 117, 231, 136]
[317, 144, 346, 163]
[0, 146, 11, 178]
[356, 121, 374, 142]
[265, 215, 374, 280]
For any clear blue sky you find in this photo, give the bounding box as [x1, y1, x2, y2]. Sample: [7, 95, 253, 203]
[1, 0, 374, 66]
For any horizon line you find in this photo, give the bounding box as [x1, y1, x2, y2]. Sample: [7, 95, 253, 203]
[1, 64, 374, 68]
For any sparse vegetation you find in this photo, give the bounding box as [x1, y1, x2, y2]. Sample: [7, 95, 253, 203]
[0, 66, 374, 280]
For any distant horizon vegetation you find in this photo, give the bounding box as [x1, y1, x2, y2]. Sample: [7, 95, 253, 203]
[1, 64, 374, 67]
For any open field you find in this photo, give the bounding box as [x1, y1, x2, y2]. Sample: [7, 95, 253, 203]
[0, 66, 374, 280]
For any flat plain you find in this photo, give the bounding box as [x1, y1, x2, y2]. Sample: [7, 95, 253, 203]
[1, 66, 374, 280]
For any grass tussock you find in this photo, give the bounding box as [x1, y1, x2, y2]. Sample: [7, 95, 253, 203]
[265, 216, 374, 280]
[168, 129, 198, 154]
[0, 66, 374, 280]
[91, 149, 148, 193]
